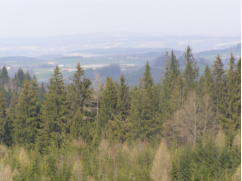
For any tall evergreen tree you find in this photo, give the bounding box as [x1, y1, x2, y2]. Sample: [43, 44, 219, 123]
[106, 75, 130, 143]
[69, 63, 92, 114]
[0, 92, 7, 142]
[39, 82, 46, 100]
[211, 54, 225, 115]
[13, 80, 40, 148]
[116, 74, 130, 121]
[166, 50, 180, 80]
[99, 77, 117, 137]
[41, 65, 69, 147]
[129, 63, 160, 141]
[204, 65, 213, 95]
[1, 66, 10, 84]
[220, 54, 241, 133]
[68, 63, 92, 140]
[234, 57, 241, 131]
[160, 50, 181, 119]
[182, 45, 199, 97]
[170, 74, 184, 112]
[16, 68, 25, 87]
[24, 71, 32, 82]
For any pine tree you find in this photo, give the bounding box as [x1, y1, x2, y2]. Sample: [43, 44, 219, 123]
[204, 65, 213, 95]
[143, 61, 154, 90]
[211, 54, 225, 115]
[106, 75, 130, 143]
[69, 63, 92, 112]
[182, 45, 199, 97]
[13, 80, 40, 148]
[170, 74, 184, 112]
[39, 82, 46, 100]
[129, 63, 160, 141]
[234, 57, 241, 131]
[194, 75, 205, 98]
[24, 71, 32, 82]
[220, 54, 240, 133]
[1, 66, 10, 84]
[166, 50, 180, 80]
[99, 77, 117, 138]
[116, 74, 130, 121]
[16, 68, 25, 87]
[68, 63, 92, 139]
[0, 92, 7, 143]
[160, 50, 181, 119]
[41, 65, 69, 147]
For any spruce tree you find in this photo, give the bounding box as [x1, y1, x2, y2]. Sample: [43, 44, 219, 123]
[106, 75, 130, 143]
[1, 66, 10, 84]
[16, 68, 25, 87]
[69, 63, 92, 112]
[129, 63, 160, 141]
[13, 80, 40, 148]
[99, 77, 117, 137]
[182, 45, 199, 97]
[234, 57, 241, 131]
[24, 71, 32, 82]
[116, 74, 130, 121]
[68, 63, 92, 139]
[204, 65, 213, 95]
[41, 65, 69, 147]
[39, 82, 46, 100]
[220, 54, 240, 133]
[166, 50, 180, 80]
[211, 54, 225, 115]
[0, 92, 7, 143]
[170, 74, 184, 112]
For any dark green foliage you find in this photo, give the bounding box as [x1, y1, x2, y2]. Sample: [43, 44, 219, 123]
[0, 48, 239, 181]
[129, 62, 160, 141]
[99, 77, 118, 138]
[39, 82, 46, 100]
[171, 136, 241, 180]
[15, 68, 25, 87]
[204, 65, 213, 95]
[68, 63, 93, 141]
[0, 92, 7, 142]
[1, 66, 10, 84]
[220, 54, 241, 134]
[211, 54, 226, 114]
[41, 65, 69, 147]
[182, 46, 199, 97]
[13, 80, 40, 148]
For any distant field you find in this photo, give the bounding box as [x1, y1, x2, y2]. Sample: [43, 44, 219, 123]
[31, 57, 149, 82]
[199, 51, 241, 62]
[53, 57, 149, 66]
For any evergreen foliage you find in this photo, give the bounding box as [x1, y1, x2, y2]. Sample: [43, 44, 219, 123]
[0, 46, 239, 180]
[41, 65, 69, 147]
[182, 45, 199, 97]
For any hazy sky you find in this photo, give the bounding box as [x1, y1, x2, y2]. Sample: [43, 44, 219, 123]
[0, 0, 241, 38]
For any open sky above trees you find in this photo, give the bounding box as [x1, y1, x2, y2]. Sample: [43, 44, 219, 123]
[0, 0, 240, 38]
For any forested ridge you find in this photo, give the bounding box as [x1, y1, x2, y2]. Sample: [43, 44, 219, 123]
[0, 46, 240, 181]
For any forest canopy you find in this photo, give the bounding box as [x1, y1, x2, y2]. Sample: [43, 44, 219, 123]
[0, 46, 240, 181]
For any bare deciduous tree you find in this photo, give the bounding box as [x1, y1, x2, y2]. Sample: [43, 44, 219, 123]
[164, 92, 217, 146]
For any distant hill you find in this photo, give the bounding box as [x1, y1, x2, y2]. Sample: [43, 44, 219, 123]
[0, 56, 41, 63]
[197, 43, 241, 56]
[55, 56, 83, 60]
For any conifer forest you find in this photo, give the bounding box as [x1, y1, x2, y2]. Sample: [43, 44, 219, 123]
[0, 46, 240, 181]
